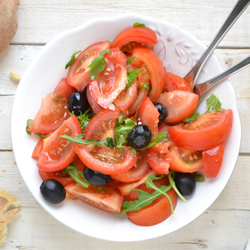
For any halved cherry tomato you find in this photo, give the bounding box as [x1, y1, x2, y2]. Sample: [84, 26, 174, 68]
[164, 72, 193, 93]
[128, 87, 148, 115]
[137, 97, 159, 135]
[112, 26, 157, 52]
[203, 142, 225, 178]
[32, 138, 44, 160]
[28, 78, 75, 134]
[125, 176, 177, 226]
[131, 47, 165, 102]
[67, 41, 111, 91]
[37, 114, 82, 172]
[86, 85, 103, 114]
[147, 147, 172, 174]
[65, 183, 123, 214]
[111, 151, 150, 183]
[169, 109, 233, 150]
[89, 48, 127, 109]
[157, 91, 199, 124]
[169, 146, 203, 173]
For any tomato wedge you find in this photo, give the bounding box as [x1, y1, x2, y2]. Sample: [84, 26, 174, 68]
[128, 87, 148, 115]
[203, 142, 225, 178]
[86, 85, 103, 114]
[37, 115, 82, 172]
[112, 26, 157, 52]
[67, 41, 111, 91]
[32, 138, 44, 160]
[65, 183, 123, 214]
[169, 147, 203, 173]
[157, 91, 199, 124]
[131, 47, 165, 102]
[89, 48, 127, 109]
[169, 109, 233, 150]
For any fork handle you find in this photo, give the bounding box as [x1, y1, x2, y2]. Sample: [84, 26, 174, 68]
[185, 0, 250, 87]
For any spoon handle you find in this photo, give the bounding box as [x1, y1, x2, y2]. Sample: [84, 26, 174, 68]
[194, 56, 250, 104]
[185, 0, 250, 87]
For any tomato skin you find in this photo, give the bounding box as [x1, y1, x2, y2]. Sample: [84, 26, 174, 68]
[53, 78, 76, 98]
[112, 26, 157, 51]
[128, 87, 148, 115]
[125, 176, 178, 226]
[86, 85, 103, 114]
[37, 115, 82, 172]
[32, 138, 44, 160]
[67, 41, 111, 91]
[203, 142, 225, 178]
[65, 183, 123, 214]
[132, 47, 165, 102]
[137, 97, 159, 135]
[169, 147, 203, 173]
[157, 91, 199, 124]
[169, 109, 233, 150]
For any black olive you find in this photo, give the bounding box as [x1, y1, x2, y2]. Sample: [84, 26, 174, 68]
[127, 125, 151, 149]
[40, 179, 66, 204]
[84, 167, 111, 186]
[68, 90, 90, 116]
[174, 172, 196, 196]
[154, 103, 168, 123]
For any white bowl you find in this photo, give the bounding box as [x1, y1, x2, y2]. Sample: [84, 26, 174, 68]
[11, 14, 241, 242]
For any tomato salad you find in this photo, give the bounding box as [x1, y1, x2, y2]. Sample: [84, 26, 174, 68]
[27, 22, 233, 227]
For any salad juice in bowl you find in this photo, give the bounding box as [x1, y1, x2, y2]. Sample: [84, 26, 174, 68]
[11, 14, 241, 242]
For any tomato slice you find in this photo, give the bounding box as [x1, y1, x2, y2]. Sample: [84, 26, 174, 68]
[137, 97, 159, 135]
[37, 115, 82, 172]
[67, 41, 111, 91]
[32, 138, 44, 160]
[89, 48, 127, 109]
[157, 91, 199, 124]
[128, 87, 148, 115]
[203, 142, 225, 178]
[112, 26, 157, 52]
[111, 151, 150, 183]
[65, 183, 123, 214]
[164, 72, 193, 93]
[28, 78, 75, 134]
[125, 176, 177, 226]
[86, 85, 103, 114]
[147, 147, 171, 174]
[131, 47, 165, 102]
[169, 147, 203, 173]
[169, 109, 233, 150]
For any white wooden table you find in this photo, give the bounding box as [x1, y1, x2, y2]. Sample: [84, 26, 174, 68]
[1, 0, 250, 249]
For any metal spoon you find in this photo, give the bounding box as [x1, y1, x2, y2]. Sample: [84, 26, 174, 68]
[184, 0, 250, 88]
[194, 56, 250, 104]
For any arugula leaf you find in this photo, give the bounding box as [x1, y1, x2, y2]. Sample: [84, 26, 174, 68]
[133, 22, 146, 27]
[71, 109, 92, 132]
[65, 50, 81, 69]
[127, 56, 136, 65]
[140, 131, 168, 151]
[26, 119, 32, 135]
[107, 40, 112, 44]
[193, 173, 205, 182]
[206, 94, 223, 113]
[182, 110, 200, 123]
[88, 49, 111, 80]
[126, 69, 142, 88]
[61, 134, 116, 148]
[142, 83, 151, 92]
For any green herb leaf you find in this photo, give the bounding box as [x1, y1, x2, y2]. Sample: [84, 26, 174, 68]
[71, 109, 92, 132]
[133, 22, 146, 27]
[140, 131, 168, 151]
[193, 173, 205, 182]
[206, 94, 223, 113]
[107, 40, 112, 44]
[142, 83, 151, 93]
[65, 50, 81, 69]
[88, 49, 111, 80]
[26, 119, 32, 135]
[182, 110, 200, 123]
[126, 69, 142, 88]
[127, 56, 136, 65]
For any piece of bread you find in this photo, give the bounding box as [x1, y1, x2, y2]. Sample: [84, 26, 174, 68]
[0, 0, 20, 54]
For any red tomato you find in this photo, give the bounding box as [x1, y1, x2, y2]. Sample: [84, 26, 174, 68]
[203, 142, 225, 178]
[164, 72, 193, 93]
[169, 147, 203, 173]
[112, 26, 157, 52]
[67, 41, 111, 91]
[86, 85, 103, 114]
[32, 138, 44, 160]
[28, 78, 75, 134]
[111, 151, 150, 183]
[147, 147, 172, 174]
[37, 115, 82, 172]
[128, 87, 148, 115]
[131, 47, 165, 102]
[89, 48, 127, 109]
[137, 97, 159, 135]
[157, 91, 199, 124]
[125, 176, 178, 226]
[65, 183, 123, 214]
[169, 109, 233, 150]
